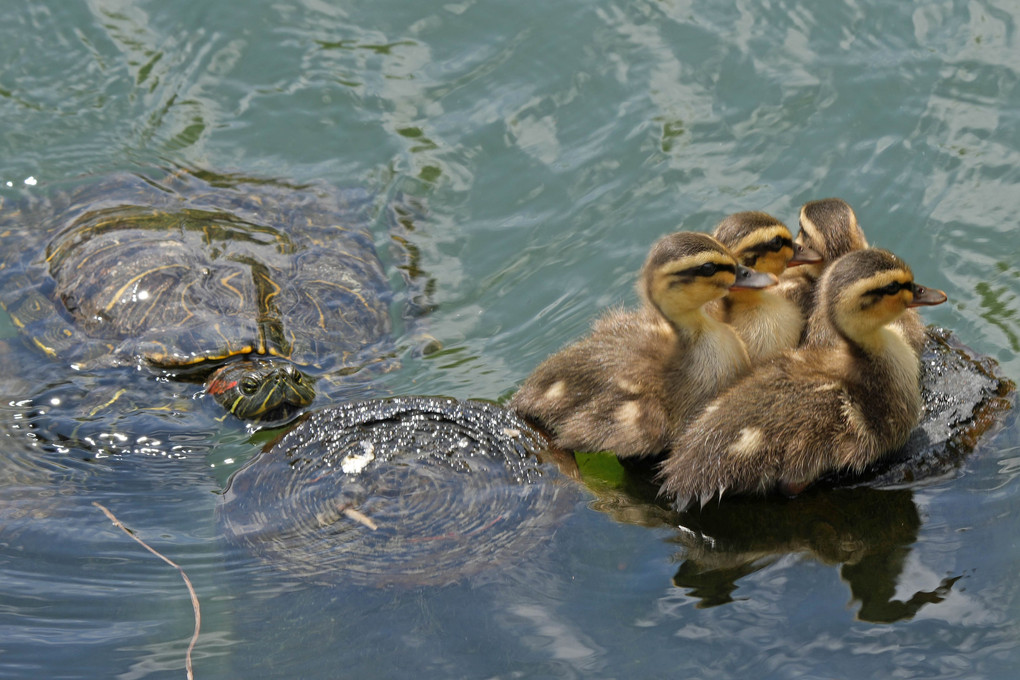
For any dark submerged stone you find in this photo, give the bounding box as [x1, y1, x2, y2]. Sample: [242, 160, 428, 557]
[220, 396, 580, 588]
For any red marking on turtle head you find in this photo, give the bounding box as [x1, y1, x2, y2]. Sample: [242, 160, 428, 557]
[206, 378, 239, 395]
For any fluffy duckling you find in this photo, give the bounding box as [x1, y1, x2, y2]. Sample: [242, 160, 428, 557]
[707, 211, 822, 362]
[776, 197, 869, 318]
[510, 232, 776, 459]
[660, 248, 947, 509]
[785, 198, 929, 353]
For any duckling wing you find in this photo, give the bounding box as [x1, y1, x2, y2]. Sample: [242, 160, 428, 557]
[776, 268, 817, 318]
[510, 309, 676, 456]
[660, 353, 886, 509]
[894, 310, 927, 355]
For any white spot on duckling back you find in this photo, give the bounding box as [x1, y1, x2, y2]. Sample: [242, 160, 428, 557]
[727, 427, 764, 458]
[543, 380, 567, 402]
[616, 377, 640, 395]
[840, 399, 870, 441]
[616, 401, 643, 427]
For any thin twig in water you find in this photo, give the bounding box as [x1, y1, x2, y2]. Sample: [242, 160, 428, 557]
[342, 506, 379, 531]
[93, 502, 200, 680]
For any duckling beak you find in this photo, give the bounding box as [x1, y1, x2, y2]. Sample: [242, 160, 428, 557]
[730, 265, 778, 290]
[787, 242, 823, 266]
[908, 284, 948, 307]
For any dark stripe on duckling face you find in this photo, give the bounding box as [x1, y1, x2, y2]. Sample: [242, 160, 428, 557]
[855, 274, 918, 316]
[643, 232, 748, 320]
[669, 260, 736, 284]
[859, 278, 948, 309]
[861, 280, 948, 308]
[739, 235, 794, 268]
[865, 279, 912, 298]
[711, 216, 798, 275]
[825, 248, 905, 294]
[748, 235, 794, 255]
[818, 249, 948, 346]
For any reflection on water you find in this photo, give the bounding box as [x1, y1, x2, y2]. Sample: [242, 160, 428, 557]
[976, 276, 1019, 352]
[576, 462, 963, 624]
[670, 488, 958, 624]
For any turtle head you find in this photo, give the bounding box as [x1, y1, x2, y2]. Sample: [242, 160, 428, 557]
[205, 359, 315, 421]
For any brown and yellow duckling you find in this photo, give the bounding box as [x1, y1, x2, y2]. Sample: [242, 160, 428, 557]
[784, 198, 929, 353]
[776, 197, 869, 318]
[660, 248, 948, 509]
[707, 211, 822, 362]
[510, 231, 776, 459]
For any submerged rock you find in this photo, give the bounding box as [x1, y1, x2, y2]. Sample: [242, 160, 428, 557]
[837, 327, 1014, 487]
[220, 396, 580, 588]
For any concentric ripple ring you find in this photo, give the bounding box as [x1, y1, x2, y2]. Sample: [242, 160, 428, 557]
[220, 396, 577, 587]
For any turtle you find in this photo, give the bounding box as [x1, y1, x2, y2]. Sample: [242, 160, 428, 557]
[0, 168, 428, 422]
[219, 396, 582, 588]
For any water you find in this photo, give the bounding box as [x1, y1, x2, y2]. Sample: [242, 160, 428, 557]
[1, 0, 1019, 678]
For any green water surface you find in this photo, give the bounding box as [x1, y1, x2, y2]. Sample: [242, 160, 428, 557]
[1, 1, 1018, 678]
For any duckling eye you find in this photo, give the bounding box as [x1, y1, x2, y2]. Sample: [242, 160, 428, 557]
[880, 282, 905, 296]
[696, 262, 719, 277]
[241, 377, 261, 395]
[768, 236, 786, 251]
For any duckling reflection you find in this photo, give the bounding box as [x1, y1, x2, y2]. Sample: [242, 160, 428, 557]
[668, 487, 960, 623]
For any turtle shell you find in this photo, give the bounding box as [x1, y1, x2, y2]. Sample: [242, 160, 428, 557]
[0, 169, 395, 381]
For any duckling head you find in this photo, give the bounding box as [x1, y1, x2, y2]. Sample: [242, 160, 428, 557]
[795, 198, 869, 278]
[713, 211, 823, 278]
[642, 232, 776, 326]
[818, 248, 947, 348]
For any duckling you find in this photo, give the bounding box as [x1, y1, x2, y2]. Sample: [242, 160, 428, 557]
[784, 198, 929, 353]
[776, 197, 869, 318]
[659, 248, 948, 509]
[707, 211, 823, 362]
[510, 232, 776, 459]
